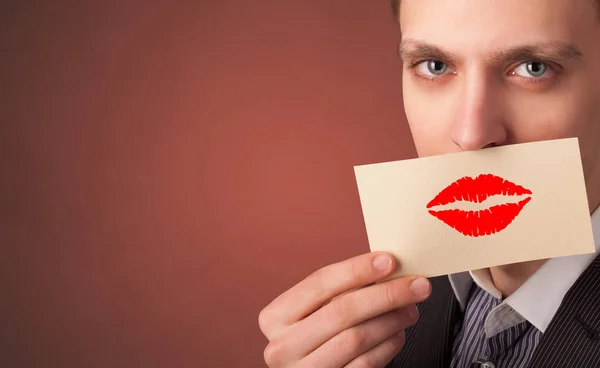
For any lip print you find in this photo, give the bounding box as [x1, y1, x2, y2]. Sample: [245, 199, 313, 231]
[427, 174, 532, 237]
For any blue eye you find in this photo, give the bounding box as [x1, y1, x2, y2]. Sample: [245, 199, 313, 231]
[514, 61, 547, 77]
[425, 60, 448, 75]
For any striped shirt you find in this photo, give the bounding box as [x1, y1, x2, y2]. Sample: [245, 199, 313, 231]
[450, 283, 543, 368]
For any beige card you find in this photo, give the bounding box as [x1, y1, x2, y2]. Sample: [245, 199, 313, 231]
[354, 138, 595, 279]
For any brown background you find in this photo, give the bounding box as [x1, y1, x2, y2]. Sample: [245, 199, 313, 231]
[1, 1, 415, 367]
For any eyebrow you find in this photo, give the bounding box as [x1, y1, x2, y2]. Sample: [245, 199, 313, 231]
[398, 39, 583, 64]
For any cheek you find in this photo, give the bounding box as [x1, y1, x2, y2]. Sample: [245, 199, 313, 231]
[508, 87, 600, 182]
[403, 80, 456, 157]
[507, 87, 598, 144]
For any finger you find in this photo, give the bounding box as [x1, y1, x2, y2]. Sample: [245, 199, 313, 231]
[343, 331, 406, 368]
[259, 252, 396, 339]
[300, 305, 418, 368]
[280, 276, 430, 360]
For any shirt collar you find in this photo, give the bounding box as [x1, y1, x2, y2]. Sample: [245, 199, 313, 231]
[449, 205, 600, 333]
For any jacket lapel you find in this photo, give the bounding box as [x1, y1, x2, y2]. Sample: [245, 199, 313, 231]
[387, 276, 461, 368]
[528, 254, 600, 367]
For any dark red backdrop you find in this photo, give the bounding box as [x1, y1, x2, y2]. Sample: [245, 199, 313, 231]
[1, 1, 415, 367]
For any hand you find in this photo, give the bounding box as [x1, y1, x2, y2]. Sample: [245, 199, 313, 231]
[258, 252, 432, 367]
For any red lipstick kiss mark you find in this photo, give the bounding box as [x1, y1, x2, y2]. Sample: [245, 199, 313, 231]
[427, 174, 532, 237]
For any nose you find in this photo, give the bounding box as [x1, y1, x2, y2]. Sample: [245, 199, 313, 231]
[451, 70, 508, 151]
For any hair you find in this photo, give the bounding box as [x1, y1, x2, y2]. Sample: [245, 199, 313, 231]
[390, 0, 400, 20]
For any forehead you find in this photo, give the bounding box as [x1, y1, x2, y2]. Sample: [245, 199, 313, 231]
[399, 0, 596, 52]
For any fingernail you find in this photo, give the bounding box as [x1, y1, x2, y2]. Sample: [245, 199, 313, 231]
[373, 254, 392, 272]
[407, 304, 419, 319]
[410, 277, 431, 297]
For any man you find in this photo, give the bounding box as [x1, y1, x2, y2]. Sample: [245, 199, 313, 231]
[258, 0, 600, 366]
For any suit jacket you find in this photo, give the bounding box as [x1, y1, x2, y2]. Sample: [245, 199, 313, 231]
[387, 254, 600, 368]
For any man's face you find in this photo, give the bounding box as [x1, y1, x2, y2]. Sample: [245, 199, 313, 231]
[398, 0, 600, 212]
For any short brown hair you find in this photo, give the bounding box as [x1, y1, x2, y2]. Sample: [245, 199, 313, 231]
[390, 0, 400, 19]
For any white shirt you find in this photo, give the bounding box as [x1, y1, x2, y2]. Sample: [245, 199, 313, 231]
[448, 206, 600, 338]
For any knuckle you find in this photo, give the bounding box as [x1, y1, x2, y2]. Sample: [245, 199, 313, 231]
[397, 306, 418, 328]
[305, 268, 328, 299]
[342, 328, 369, 353]
[409, 306, 420, 324]
[349, 261, 362, 283]
[263, 340, 284, 367]
[308, 266, 326, 282]
[389, 333, 407, 358]
[396, 331, 407, 346]
[327, 298, 353, 326]
[258, 306, 273, 334]
[380, 282, 398, 309]
[351, 355, 376, 368]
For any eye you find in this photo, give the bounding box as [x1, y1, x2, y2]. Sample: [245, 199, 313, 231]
[416, 60, 449, 76]
[512, 61, 547, 78]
